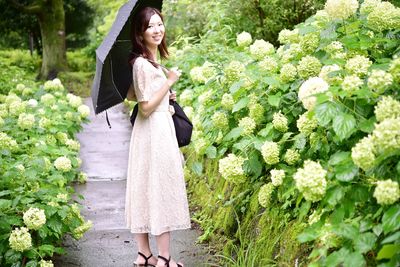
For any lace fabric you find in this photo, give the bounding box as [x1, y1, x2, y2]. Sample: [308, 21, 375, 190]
[125, 57, 191, 235]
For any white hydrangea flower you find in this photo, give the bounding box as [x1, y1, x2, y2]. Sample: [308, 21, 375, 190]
[65, 139, 80, 151]
[261, 141, 280, 165]
[212, 112, 229, 129]
[8, 101, 26, 116]
[5, 94, 21, 105]
[72, 220, 93, 240]
[249, 103, 265, 123]
[56, 132, 69, 143]
[278, 28, 300, 44]
[236, 31, 252, 47]
[218, 154, 247, 184]
[39, 117, 51, 129]
[375, 96, 400, 122]
[69, 95, 83, 108]
[297, 112, 318, 135]
[40, 93, 56, 106]
[27, 99, 38, 108]
[360, 0, 381, 15]
[56, 193, 69, 202]
[77, 104, 90, 118]
[54, 156, 72, 172]
[281, 44, 303, 63]
[44, 78, 64, 91]
[272, 111, 288, 132]
[293, 160, 327, 202]
[250, 39, 275, 60]
[78, 172, 88, 184]
[389, 57, 400, 83]
[9, 227, 32, 252]
[239, 116, 256, 136]
[259, 56, 278, 73]
[324, 41, 344, 55]
[297, 56, 322, 79]
[23, 207, 46, 230]
[270, 169, 285, 186]
[198, 90, 213, 105]
[373, 179, 400, 205]
[298, 77, 329, 110]
[308, 209, 323, 225]
[15, 83, 25, 92]
[258, 183, 274, 208]
[324, 0, 359, 20]
[17, 113, 35, 130]
[367, 2, 400, 31]
[351, 135, 376, 171]
[280, 63, 297, 83]
[372, 118, 400, 153]
[300, 33, 320, 55]
[342, 75, 364, 92]
[345, 55, 372, 77]
[284, 149, 301, 165]
[319, 65, 341, 84]
[221, 93, 235, 110]
[224, 61, 245, 83]
[367, 69, 393, 94]
[190, 66, 204, 83]
[0, 104, 8, 117]
[16, 164, 25, 172]
[179, 89, 193, 105]
[39, 260, 54, 267]
[194, 137, 208, 155]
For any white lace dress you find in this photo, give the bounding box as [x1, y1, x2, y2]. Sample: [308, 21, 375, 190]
[125, 57, 191, 235]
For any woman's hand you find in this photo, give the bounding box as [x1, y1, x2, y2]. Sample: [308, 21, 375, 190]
[166, 67, 182, 87]
[169, 90, 177, 101]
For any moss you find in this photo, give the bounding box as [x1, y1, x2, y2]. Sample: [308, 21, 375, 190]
[58, 71, 93, 97]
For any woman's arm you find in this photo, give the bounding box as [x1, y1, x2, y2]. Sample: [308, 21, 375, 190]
[126, 84, 137, 101]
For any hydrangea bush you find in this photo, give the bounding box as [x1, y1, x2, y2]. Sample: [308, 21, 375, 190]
[0, 79, 91, 266]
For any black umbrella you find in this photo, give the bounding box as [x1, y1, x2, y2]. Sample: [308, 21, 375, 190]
[91, 0, 163, 115]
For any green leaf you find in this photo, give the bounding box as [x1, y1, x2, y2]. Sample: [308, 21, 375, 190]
[223, 127, 242, 141]
[359, 118, 376, 133]
[377, 244, 400, 260]
[191, 161, 203, 176]
[0, 199, 12, 210]
[354, 232, 377, 253]
[332, 113, 357, 141]
[232, 97, 249, 112]
[315, 102, 340, 127]
[258, 124, 273, 138]
[205, 146, 217, 159]
[25, 260, 38, 267]
[373, 224, 383, 236]
[333, 223, 359, 239]
[233, 139, 251, 152]
[38, 244, 55, 257]
[298, 228, 319, 243]
[5, 249, 22, 264]
[382, 231, 400, 244]
[343, 252, 366, 267]
[326, 248, 349, 267]
[334, 161, 358, 182]
[382, 205, 400, 234]
[268, 93, 281, 107]
[244, 152, 262, 177]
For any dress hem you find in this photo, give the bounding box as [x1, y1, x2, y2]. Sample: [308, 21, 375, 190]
[126, 223, 192, 236]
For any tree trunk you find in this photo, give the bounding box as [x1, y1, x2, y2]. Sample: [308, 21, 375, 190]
[37, 0, 66, 79]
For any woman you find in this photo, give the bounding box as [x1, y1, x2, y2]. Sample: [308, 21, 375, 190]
[125, 6, 191, 267]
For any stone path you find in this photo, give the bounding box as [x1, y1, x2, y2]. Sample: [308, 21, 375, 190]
[54, 99, 212, 267]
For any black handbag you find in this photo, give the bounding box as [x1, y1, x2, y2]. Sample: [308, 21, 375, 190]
[130, 100, 193, 147]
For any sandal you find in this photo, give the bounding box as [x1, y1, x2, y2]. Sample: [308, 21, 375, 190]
[158, 255, 183, 267]
[133, 252, 155, 267]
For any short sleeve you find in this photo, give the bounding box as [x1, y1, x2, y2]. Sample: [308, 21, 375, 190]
[132, 58, 152, 102]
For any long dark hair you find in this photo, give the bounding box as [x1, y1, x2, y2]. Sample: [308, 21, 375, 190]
[129, 7, 168, 67]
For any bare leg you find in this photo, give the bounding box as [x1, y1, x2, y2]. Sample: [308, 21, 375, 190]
[134, 233, 157, 265]
[156, 232, 184, 267]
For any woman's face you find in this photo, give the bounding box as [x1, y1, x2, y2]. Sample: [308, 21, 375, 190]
[142, 14, 165, 49]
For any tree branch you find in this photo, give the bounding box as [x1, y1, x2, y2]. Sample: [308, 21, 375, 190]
[10, 0, 43, 14]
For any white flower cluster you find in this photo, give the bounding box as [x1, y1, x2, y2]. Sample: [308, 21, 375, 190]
[236, 31, 252, 47]
[56, 132, 69, 143]
[367, 69, 393, 94]
[281, 44, 303, 63]
[65, 139, 80, 151]
[218, 153, 247, 184]
[298, 77, 329, 110]
[54, 156, 72, 172]
[8, 101, 26, 116]
[23, 207, 46, 230]
[324, 41, 344, 56]
[212, 112, 229, 129]
[261, 141, 280, 165]
[179, 89, 194, 106]
[293, 160, 327, 202]
[375, 96, 400, 122]
[239, 116, 256, 136]
[0, 132, 18, 151]
[198, 90, 213, 105]
[67, 93, 83, 108]
[308, 209, 323, 225]
[17, 113, 35, 130]
[324, 0, 359, 20]
[360, 0, 381, 15]
[72, 220, 93, 240]
[351, 135, 376, 171]
[389, 57, 400, 83]
[40, 93, 56, 106]
[345, 55, 372, 77]
[258, 183, 274, 208]
[373, 179, 400, 205]
[194, 137, 208, 155]
[9, 227, 32, 252]
[221, 93, 235, 110]
[27, 99, 38, 108]
[319, 65, 341, 84]
[250, 40, 275, 60]
[272, 111, 288, 132]
[280, 63, 297, 83]
[366, 1, 400, 32]
[44, 78, 64, 91]
[78, 171, 88, 184]
[300, 33, 320, 55]
[190, 61, 217, 84]
[278, 29, 300, 45]
[39, 260, 54, 267]
[297, 56, 322, 79]
[259, 56, 278, 74]
[224, 61, 245, 84]
[77, 105, 90, 118]
[372, 118, 400, 154]
[284, 149, 300, 165]
[342, 75, 363, 93]
[270, 169, 285, 186]
[249, 103, 265, 123]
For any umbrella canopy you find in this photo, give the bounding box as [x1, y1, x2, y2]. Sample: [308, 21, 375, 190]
[91, 0, 163, 115]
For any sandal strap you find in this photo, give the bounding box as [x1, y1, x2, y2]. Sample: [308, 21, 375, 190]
[138, 252, 153, 265]
[158, 255, 171, 267]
